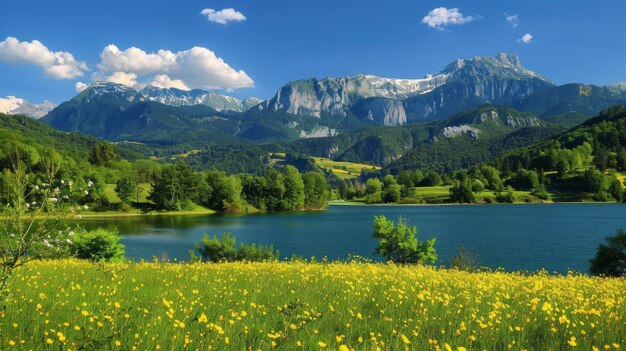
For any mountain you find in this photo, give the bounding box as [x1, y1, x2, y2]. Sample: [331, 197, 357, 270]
[139, 85, 262, 112]
[510, 83, 626, 124]
[42, 82, 146, 137]
[0, 96, 56, 119]
[254, 53, 553, 126]
[41, 82, 323, 145]
[269, 105, 560, 170]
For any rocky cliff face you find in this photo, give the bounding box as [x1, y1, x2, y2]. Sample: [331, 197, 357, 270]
[351, 98, 407, 125]
[255, 73, 448, 124]
[255, 53, 553, 126]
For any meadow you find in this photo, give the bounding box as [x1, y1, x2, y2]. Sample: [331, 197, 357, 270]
[1, 260, 624, 350]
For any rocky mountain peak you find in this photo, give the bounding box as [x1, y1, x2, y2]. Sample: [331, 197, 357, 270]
[496, 53, 521, 67]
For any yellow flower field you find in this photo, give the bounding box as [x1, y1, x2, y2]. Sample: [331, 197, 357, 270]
[1, 260, 625, 350]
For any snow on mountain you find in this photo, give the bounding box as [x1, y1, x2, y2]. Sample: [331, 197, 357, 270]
[0, 96, 56, 119]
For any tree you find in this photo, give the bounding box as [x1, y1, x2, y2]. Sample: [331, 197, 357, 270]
[263, 168, 286, 212]
[421, 171, 442, 186]
[590, 229, 626, 277]
[149, 162, 200, 211]
[450, 179, 475, 203]
[383, 183, 402, 203]
[372, 215, 437, 264]
[365, 178, 383, 204]
[302, 172, 328, 209]
[282, 166, 305, 211]
[88, 142, 118, 166]
[115, 174, 137, 204]
[1, 149, 83, 298]
[203, 170, 243, 212]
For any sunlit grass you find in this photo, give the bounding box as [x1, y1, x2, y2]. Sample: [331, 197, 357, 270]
[2, 260, 624, 350]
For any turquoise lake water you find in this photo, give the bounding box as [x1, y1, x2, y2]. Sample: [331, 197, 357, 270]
[81, 203, 626, 273]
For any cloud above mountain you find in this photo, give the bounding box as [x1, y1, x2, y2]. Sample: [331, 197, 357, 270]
[0, 37, 88, 79]
[201, 8, 246, 24]
[422, 7, 476, 30]
[95, 44, 254, 90]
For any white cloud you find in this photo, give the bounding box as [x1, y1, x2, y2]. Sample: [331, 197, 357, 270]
[95, 44, 254, 90]
[422, 7, 475, 30]
[518, 33, 534, 44]
[98, 44, 174, 75]
[75, 81, 88, 93]
[148, 74, 190, 90]
[0, 37, 88, 79]
[505, 14, 519, 27]
[201, 8, 246, 24]
[104, 71, 139, 87]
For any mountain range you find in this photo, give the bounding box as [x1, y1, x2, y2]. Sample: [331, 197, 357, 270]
[28, 52, 626, 172]
[0, 96, 56, 119]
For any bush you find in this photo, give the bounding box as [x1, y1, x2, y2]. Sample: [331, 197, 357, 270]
[190, 233, 279, 263]
[450, 246, 481, 272]
[450, 179, 475, 203]
[372, 215, 437, 264]
[69, 228, 125, 262]
[495, 187, 516, 203]
[590, 229, 626, 277]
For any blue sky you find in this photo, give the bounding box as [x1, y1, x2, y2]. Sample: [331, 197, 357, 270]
[1, 0, 626, 103]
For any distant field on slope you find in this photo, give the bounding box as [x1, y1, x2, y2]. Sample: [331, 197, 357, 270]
[269, 153, 381, 179]
[3, 260, 625, 350]
[311, 157, 381, 179]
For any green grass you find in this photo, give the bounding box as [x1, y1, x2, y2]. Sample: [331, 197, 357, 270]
[617, 172, 626, 187]
[311, 157, 381, 179]
[103, 183, 152, 204]
[2, 260, 625, 350]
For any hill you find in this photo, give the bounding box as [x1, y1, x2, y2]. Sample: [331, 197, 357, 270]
[0, 113, 142, 162]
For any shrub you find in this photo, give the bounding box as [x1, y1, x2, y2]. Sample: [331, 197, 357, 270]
[69, 228, 125, 262]
[590, 229, 626, 277]
[372, 215, 437, 264]
[495, 187, 516, 203]
[190, 233, 279, 263]
[450, 246, 481, 272]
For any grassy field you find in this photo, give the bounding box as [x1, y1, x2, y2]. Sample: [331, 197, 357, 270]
[618, 172, 626, 187]
[1, 260, 624, 350]
[91, 183, 216, 217]
[103, 183, 152, 204]
[269, 153, 381, 180]
[399, 186, 544, 204]
[311, 157, 380, 180]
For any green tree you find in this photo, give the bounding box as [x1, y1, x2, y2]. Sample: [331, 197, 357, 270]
[365, 178, 383, 204]
[372, 215, 437, 264]
[115, 174, 137, 204]
[203, 170, 243, 211]
[383, 183, 402, 203]
[263, 168, 286, 212]
[88, 142, 118, 166]
[282, 166, 305, 211]
[450, 179, 475, 203]
[421, 171, 442, 186]
[590, 229, 626, 277]
[302, 172, 328, 209]
[149, 162, 199, 210]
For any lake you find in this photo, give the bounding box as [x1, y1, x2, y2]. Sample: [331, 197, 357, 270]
[80, 203, 626, 273]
